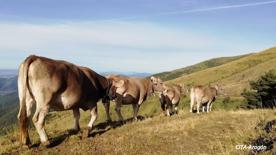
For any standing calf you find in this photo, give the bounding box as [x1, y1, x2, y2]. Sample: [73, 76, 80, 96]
[159, 84, 187, 116]
[190, 85, 219, 114]
[104, 75, 164, 122]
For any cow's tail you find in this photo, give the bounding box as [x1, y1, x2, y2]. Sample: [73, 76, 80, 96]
[17, 55, 36, 146]
[190, 87, 195, 113]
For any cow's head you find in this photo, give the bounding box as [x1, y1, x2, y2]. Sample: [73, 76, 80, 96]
[150, 76, 165, 93]
[214, 84, 226, 96]
[107, 76, 128, 100]
[177, 83, 189, 96]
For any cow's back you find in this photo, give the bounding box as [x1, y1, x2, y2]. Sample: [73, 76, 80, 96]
[192, 85, 217, 104]
[27, 56, 100, 110]
[131, 78, 152, 101]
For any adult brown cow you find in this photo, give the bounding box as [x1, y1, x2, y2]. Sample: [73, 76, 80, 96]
[17, 55, 111, 146]
[103, 75, 164, 122]
[190, 85, 220, 114]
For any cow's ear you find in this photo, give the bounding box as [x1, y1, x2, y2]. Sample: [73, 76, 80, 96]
[150, 76, 155, 81]
[158, 78, 162, 83]
[115, 80, 125, 88]
[214, 84, 219, 90]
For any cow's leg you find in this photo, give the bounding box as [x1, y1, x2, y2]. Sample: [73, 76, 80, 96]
[190, 95, 194, 113]
[206, 100, 212, 113]
[115, 103, 124, 122]
[103, 102, 112, 122]
[196, 99, 201, 114]
[202, 105, 205, 112]
[166, 108, 170, 116]
[174, 103, 179, 114]
[132, 103, 140, 121]
[33, 106, 49, 146]
[190, 89, 195, 112]
[190, 103, 193, 113]
[172, 98, 179, 115]
[83, 105, 98, 138]
[72, 108, 80, 131]
[209, 103, 213, 112]
[88, 106, 97, 129]
[166, 104, 171, 116]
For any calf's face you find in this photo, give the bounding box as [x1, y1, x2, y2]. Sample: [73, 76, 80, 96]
[108, 79, 127, 100]
[214, 84, 226, 96]
[150, 76, 165, 93]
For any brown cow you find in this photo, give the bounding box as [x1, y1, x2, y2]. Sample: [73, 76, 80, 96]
[190, 85, 220, 114]
[17, 55, 111, 146]
[103, 75, 164, 122]
[160, 84, 187, 116]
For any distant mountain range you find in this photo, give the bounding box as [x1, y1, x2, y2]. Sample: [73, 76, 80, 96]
[0, 77, 17, 96]
[0, 69, 152, 78]
[101, 72, 152, 78]
[0, 69, 151, 96]
[0, 69, 18, 78]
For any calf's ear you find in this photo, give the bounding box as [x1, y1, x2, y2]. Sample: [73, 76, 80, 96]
[114, 80, 125, 88]
[158, 78, 163, 83]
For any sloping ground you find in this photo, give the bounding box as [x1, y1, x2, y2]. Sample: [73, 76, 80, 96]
[168, 47, 276, 96]
[153, 54, 251, 81]
[1, 109, 275, 154]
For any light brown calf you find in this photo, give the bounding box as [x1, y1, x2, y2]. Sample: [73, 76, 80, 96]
[104, 75, 164, 121]
[190, 85, 219, 114]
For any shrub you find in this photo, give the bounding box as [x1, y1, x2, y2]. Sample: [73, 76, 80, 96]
[242, 70, 276, 108]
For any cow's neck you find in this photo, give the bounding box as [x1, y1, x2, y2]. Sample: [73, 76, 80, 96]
[97, 75, 110, 97]
[147, 79, 154, 95]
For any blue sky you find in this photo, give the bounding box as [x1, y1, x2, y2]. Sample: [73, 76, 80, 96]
[0, 0, 275, 73]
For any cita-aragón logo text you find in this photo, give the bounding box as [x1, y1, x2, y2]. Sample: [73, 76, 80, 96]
[236, 144, 267, 151]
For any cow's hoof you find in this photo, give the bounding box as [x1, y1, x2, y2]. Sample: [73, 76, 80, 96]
[68, 128, 80, 135]
[82, 127, 92, 138]
[106, 119, 112, 124]
[41, 140, 51, 147]
[118, 120, 124, 125]
[21, 144, 31, 149]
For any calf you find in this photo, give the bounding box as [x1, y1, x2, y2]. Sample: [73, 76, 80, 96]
[104, 75, 164, 122]
[190, 85, 219, 114]
[160, 84, 187, 116]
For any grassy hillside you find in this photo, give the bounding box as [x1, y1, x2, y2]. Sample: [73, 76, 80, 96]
[0, 47, 276, 154]
[0, 107, 275, 154]
[168, 47, 276, 96]
[0, 93, 19, 135]
[153, 54, 251, 81]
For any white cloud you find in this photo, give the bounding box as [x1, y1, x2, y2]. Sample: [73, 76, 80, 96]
[0, 21, 273, 72]
[0, 21, 217, 52]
